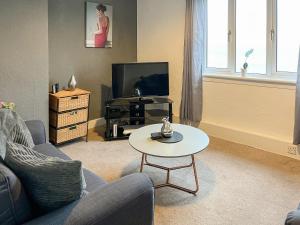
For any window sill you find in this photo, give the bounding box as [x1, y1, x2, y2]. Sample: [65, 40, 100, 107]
[203, 73, 296, 86]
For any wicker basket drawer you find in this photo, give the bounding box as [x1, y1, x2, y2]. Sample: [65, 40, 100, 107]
[50, 123, 88, 144]
[50, 109, 88, 128]
[50, 94, 89, 112]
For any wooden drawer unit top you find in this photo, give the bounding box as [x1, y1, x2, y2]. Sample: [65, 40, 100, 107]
[49, 89, 90, 112]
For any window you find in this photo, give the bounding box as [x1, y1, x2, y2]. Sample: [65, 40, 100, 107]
[276, 0, 300, 73]
[235, 0, 267, 74]
[205, 0, 300, 77]
[207, 0, 228, 69]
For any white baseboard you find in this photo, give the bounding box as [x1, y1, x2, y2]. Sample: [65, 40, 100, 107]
[87, 117, 299, 160]
[88, 117, 106, 129]
[200, 121, 300, 160]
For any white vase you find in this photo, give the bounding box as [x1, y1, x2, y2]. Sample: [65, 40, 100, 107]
[68, 75, 77, 90]
[241, 68, 247, 77]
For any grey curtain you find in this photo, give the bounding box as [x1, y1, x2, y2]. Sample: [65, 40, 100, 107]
[180, 0, 206, 126]
[293, 48, 300, 144]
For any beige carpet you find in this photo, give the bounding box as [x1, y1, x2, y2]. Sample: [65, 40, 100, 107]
[60, 135, 300, 225]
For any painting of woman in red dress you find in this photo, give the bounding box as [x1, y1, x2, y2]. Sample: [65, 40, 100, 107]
[94, 4, 110, 48]
[85, 2, 112, 48]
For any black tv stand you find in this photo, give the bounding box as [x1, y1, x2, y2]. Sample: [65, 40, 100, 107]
[134, 97, 154, 104]
[105, 97, 173, 141]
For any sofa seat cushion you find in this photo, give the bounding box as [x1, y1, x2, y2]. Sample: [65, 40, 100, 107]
[5, 142, 86, 213]
[0, 162, 33, 225]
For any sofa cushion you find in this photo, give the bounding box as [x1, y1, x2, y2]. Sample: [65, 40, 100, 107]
[286, 210, 300, 225]
[34, 143, 107, 191]
[10, 120, 34, 148]
[0, 162, 32, 225]
[0, 109, 34, 159]
[4, 142, 86, 212]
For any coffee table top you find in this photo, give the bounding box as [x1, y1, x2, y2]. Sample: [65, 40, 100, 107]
[129, 124, 209, 158]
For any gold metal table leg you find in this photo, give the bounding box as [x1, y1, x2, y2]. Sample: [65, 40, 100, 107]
[139, 154, 199, 195]
[140, 153, 145, 172]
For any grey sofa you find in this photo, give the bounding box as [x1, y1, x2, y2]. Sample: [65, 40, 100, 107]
[0, 120, 154, 225]
[286, 204, 300, 225]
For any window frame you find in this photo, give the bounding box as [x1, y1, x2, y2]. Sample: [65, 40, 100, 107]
[204, 0, 298, 79]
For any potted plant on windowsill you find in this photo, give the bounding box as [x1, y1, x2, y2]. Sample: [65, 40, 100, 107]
[241, 48, 254, 76]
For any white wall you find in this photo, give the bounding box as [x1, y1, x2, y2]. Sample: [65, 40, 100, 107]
[137, 0, 185, 116]
[0, 0, 49, 132]
[137, 0, 298, 159]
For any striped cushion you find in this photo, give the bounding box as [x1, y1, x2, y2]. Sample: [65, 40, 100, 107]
[0, 109, 34, 159]
[4, 142, 86, 212]
[10, 120, 34, 148]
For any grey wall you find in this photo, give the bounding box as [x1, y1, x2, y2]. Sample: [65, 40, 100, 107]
[0, 0, 49, 127]
[49, 0, 137, 119]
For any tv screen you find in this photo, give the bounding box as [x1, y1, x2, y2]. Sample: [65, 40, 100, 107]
[112, 62, 169, 99]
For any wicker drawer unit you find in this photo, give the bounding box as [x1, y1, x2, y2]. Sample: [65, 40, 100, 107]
[50, 108, 88, 128]
[50, 123, 88, 144]
[50, 93, 89, 112]
[49, 88, 90, 145]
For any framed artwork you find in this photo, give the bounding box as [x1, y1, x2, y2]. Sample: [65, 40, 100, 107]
[85, 2, 113, 48]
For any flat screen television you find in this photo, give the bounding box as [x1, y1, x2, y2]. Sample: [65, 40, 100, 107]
[112, 62, 169, 99]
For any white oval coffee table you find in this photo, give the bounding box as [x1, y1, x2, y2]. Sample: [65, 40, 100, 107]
[129, 123, 209, 195]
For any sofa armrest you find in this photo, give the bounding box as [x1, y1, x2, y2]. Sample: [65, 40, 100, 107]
[25, 120, 46, 145]
[23, 173, 154, 225]
[286, 210, 300, 225]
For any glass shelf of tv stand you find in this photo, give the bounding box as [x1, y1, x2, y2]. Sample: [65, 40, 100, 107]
[105, 111, 170, 120]
[105, 97, 173, 141]
[105, 97, 173, 106]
